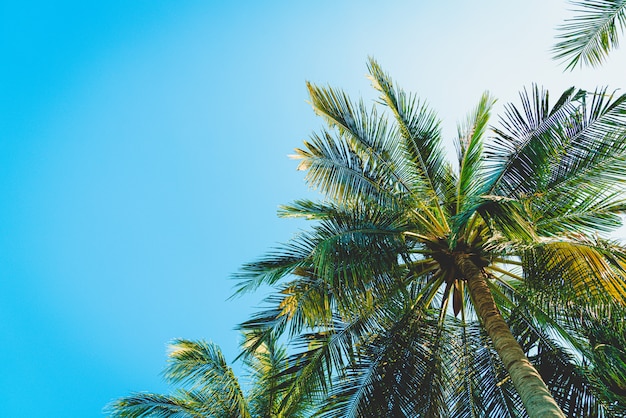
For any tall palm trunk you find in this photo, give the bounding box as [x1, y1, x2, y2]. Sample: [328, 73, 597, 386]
[456, 254, 565, 418]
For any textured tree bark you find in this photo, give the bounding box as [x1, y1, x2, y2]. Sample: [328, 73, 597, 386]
[456, 254, 566, 418]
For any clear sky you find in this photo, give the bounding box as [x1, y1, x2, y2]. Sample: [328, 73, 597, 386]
[2, 1, 626, 416]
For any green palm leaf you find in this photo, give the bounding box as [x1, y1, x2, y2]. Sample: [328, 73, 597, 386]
[316, 310, 451, 418]
[455, 92, 495, 216]
[449, 321, 524, 418]
[484, 85, 583, 198]
[164, 340, 250, 418]
[107, 392, 204, 418]
[367, 58, 450, 230]
[554, 0, 626, 70]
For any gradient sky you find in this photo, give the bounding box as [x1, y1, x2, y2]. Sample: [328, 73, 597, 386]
[2, 1, 626, 416]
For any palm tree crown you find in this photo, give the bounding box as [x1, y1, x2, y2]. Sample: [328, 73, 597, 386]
[236, 58, 626, 417]
[106, 336, 314, 417]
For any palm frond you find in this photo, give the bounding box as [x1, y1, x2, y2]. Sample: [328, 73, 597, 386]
[275, 319, 359, 411]
[366, 57, 450, 228]
[483, 88, 626, 238]
[588, 344, 626, 415]
[573, 305, 626, 414]
[240, 280, 332, 345]
[242, 333, 301, 418]
[165, 340, 251, 418]
[237, 255, 441, 358]
[554, 0, 626, 70]
[105, 392, 203, 418]
[278, 199, 341, 220]
[235, 197, 414, 297]
[232, 235, 315, 295]
[316, 309, 451, 418]
[455, 92, 495, 215]
[484, 85, 583, 198]
[522, 237, 626, 305]
[293, 129, 403, 207]
[263, 269, 445, 417]
[544, 88, 626, 194]
[299, 82, 410, 206]
[448, 321, 525, 418]
[534, 191, 626, 236]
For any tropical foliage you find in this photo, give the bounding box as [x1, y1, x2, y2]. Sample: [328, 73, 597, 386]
[106, 335, 315, 417]
[577, 305, 626, 415]
[554, 0, 626, 69]
[235, 58, 626, 417]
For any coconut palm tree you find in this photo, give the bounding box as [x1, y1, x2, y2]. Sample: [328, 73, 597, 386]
[106, 335, 314, 417]
[234, 58, 626, 417]
[553, 0, 626, 70]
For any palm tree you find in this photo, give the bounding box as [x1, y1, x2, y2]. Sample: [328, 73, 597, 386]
[235, 58, 626, 417]
[106, 336, 314, 417]
[553, 0, 626, 70]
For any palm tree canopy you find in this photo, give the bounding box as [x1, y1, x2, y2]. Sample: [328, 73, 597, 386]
[106, 336, 315, 417]
[235, 58, 626, 417]
[554, 0, 626, 70]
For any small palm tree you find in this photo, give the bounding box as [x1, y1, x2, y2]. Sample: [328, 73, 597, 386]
[235, 58, 626, 417]
[553, 0, 626, 70]
[106, 336, 314, 417]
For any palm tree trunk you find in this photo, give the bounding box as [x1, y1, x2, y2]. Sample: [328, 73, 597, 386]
[456, 255, 565, 418]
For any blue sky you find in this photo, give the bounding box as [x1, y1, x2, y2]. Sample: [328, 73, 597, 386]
[2, 1, 626, 416]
